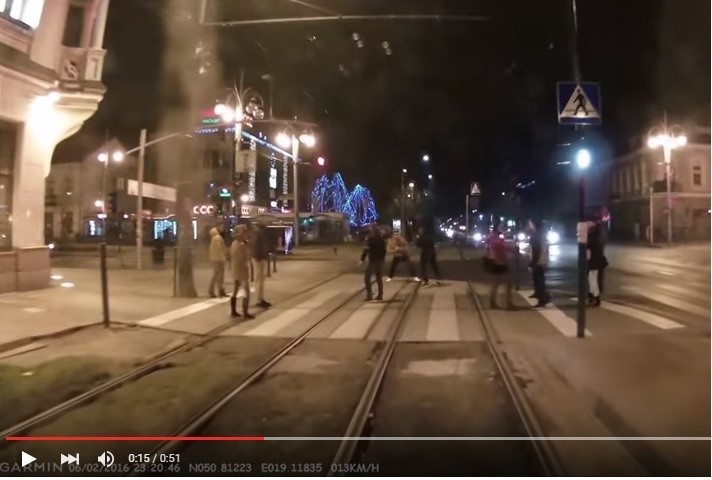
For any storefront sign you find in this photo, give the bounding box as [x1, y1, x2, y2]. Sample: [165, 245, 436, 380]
[269, 167, 278, 189]
[193, 205, 216, 215]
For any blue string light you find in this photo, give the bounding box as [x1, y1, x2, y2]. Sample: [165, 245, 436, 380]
[344, 184, 378, 226]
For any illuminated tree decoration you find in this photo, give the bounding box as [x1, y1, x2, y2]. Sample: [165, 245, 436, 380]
[328, 173, 349, 213]
[344, 184, 378, 226]
[310, 174, 331, 212]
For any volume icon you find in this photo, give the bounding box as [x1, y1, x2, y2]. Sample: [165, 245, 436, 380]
[97, 451, 114, 467]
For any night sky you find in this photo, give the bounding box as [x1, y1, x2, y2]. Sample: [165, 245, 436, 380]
[54, 0, 710, 221]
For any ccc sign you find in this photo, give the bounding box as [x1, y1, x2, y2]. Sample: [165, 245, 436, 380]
[192, 205, 216, 215]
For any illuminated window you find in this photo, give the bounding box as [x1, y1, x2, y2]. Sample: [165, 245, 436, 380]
[693, 165, 702, 186]
[2, 0, 44, 29]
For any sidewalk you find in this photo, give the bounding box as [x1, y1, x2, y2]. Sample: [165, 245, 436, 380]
[0, 246, 359, 353]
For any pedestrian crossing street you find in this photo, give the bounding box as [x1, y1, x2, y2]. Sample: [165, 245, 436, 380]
[136, 271, 708, 342]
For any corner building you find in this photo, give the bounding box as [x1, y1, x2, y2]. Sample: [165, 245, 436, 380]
[0, 0, 109, 292]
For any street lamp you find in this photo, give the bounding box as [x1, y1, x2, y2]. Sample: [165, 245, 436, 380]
[215, 76, 266, 222]
[274, 129, 316, 247]
[408, 181, 415, 189]
[427, 174, 433, 180]
[575, 147, 591, 339]
[317, 156, 326, 167]
[647, 119, 686, 243]
[422, 154, 430, 162]
[97, 148, 124, 237]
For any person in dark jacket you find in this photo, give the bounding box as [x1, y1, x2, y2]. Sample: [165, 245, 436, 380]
[359, 224, 387, 301]
[249, 222, 271, 308]
[586, 220, 607, 307]
[415, 226, 441, 286]
[527, 219, 551, 307]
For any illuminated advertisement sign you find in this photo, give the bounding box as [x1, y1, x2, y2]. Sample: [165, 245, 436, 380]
[269, 167, 278, 189]
[193, 205, 216, 215]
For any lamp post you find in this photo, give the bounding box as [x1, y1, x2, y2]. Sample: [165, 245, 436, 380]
[214, 73, 266, 222]
[575, 148, 591, 338]
[400, 168, 407, 236]
[647, 118, 686, 243]
[276, 130, 316, 247]
[97, 149, 125, 237]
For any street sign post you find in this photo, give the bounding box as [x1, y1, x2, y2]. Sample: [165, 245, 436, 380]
[465, 182, 481, 241]
[557, 82, 602, 125]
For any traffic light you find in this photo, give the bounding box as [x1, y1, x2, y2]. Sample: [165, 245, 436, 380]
[108, 192, 118, 215]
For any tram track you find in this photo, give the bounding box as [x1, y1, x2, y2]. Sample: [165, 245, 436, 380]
[325, 280, 564, 476]
[0, 271, 348, 442]
[141, 280, 416, 464]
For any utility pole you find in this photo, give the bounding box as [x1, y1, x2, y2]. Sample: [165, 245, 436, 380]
[292, 137, 300, 247]
[136, 128, 146, 269]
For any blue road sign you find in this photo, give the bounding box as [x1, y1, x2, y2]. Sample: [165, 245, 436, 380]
[557, 82, 602, 125]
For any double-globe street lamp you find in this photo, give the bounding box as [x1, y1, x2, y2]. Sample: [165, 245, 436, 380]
[214, 83, 266, 220]
[275, 130, 316, 247]
[647, 120, 686, 243]
[97, 149, 125, 236]
[575, 147, 591, 338]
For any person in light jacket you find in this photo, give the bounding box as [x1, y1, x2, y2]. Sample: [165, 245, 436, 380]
[229, 225, 254, 319]
[207, 226, 227, 298]
[249, 222, 272, 308]
[386, 231, 418, 282]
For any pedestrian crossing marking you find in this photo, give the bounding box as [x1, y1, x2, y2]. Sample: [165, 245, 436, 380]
[600, 301, 684, 330]
[519, 290, 592, 337]
[425, 286, 459, 341]
[330, 303, 384, 339]
[621, 285, 709, 318]
[243, 290, 342, 336]
[656, 283, 709, 302]
[139, 297, 228, 327]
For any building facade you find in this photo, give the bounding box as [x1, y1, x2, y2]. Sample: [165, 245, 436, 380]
[608, 134, 710, 242]
[0, 0, 110, 292]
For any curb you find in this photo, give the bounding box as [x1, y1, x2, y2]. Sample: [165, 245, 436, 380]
[0, 322, 102, 356]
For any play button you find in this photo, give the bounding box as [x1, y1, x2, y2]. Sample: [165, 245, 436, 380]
[22, 451, 36, 467]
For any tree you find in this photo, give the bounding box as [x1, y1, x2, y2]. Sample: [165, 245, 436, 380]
[328, 173, 349, 213]
[344, 184, 378, 226]
[310, 174, 331, 212]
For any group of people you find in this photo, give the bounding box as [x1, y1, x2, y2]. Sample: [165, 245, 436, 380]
[359, 225, 442, 301]
[484, 217, 607, 310]
[207, 223, 273, 319]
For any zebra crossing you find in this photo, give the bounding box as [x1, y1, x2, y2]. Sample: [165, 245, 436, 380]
[136, 272, 707, 342]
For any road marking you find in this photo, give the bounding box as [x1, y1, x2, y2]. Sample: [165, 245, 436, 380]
[621, 285, 709, 318]
[244, 290, 340, 336]
[601, 301, 684, 330]
[520, 290, 592, 337]
[656, 283, 710, 302]
[425, 286, 460, 341]
[657, 270, 676, 276]
[329, 304, 385, 339]
[138, 298, 228, 327]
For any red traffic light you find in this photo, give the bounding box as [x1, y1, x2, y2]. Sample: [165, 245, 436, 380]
[317, 156, 326, 166]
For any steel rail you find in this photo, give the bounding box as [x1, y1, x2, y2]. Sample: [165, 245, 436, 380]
[466, 282, 566, 476]
[328, 282, 420, 472]
[0, 272, 347, 440]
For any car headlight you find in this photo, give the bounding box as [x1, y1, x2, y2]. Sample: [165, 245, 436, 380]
[547, 231, 560, 244]
[517, 232, 527, 242]
[473, 233, 483, 241]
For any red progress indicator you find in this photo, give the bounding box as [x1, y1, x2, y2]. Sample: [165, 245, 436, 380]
[5, 436, 264, 442]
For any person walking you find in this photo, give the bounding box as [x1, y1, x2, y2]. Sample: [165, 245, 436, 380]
[586, 220, 607, 307]
[415, 226, 441, 286]
[229, 225, 254, 319]
[386, 230, 418, 282]
[360, 224, 387, 301]
[207, 226, 227, 298]
[249, 222, 272, 309]
[484, 223, 514, 309]
[527, 219, 551, 307]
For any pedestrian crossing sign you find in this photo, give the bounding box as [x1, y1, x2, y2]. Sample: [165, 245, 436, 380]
[469, 182, 481, 196]
[557, 82, 602, 125]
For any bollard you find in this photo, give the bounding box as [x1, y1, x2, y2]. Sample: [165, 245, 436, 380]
[172, 247, 178, 297]
[272, 252, 277, 273]
[250, 259, 255, 283]
[99, 243, 110, 328]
